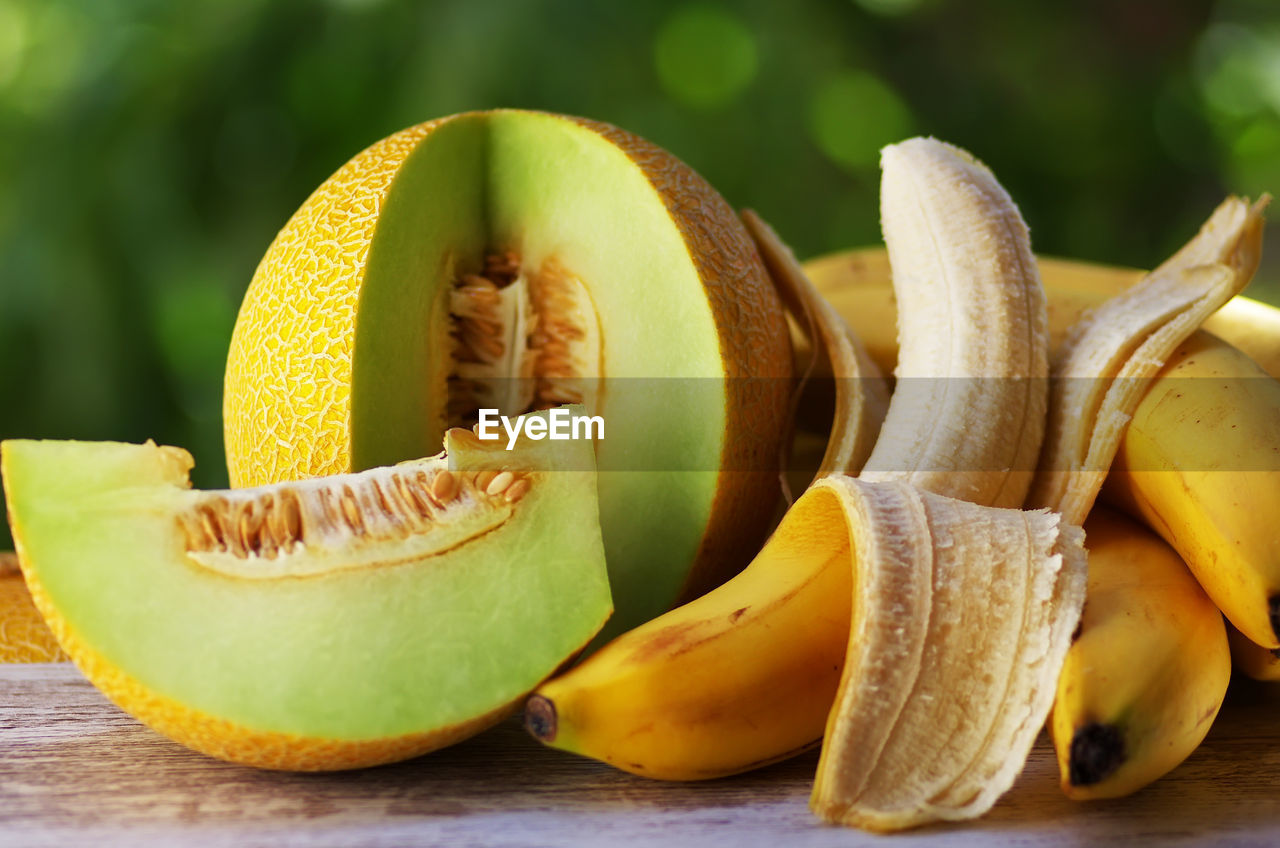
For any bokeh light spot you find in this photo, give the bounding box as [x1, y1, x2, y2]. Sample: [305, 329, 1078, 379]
[853, 0, 924, 17]
[1229, 115, 1280, 194]
[9, 2, 88, 115]
[0, 0, 28, 88]
[654, 5, 758, 109]
[809, 70, 913, 172]
[1194, 23, 1280, 120]
[324, 0, 388, 11]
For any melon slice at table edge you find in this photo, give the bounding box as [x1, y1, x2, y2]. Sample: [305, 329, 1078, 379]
[2, 411, 611, 770]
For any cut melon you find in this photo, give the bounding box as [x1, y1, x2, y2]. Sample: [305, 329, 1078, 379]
[223, 110, 792, 637]
[1, 412, 611, 770]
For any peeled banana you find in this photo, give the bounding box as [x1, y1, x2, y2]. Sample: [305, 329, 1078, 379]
[1052, 508, 1230, 800]
[858, 138, 1048, 509]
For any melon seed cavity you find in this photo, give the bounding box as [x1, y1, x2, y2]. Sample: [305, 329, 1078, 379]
[448, 251, 603, 427]
[176, 461, 530, 579]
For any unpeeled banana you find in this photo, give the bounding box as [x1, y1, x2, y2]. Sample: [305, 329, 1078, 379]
[1228, 624, 1280, 681]
[1104, 330, 1280, 648]
[1051, 508, 1230, 800]
[1022, 196, 1263, 804]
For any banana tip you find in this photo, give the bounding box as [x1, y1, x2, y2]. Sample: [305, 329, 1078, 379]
[1068, 721, 1126, 787]
[524, 694, 558, 744]
[1268, 595, 1280, 646]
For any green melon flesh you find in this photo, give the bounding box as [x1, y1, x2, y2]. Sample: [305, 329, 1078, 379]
[349, 111, 728, 636]
[1, 416, 611, 742]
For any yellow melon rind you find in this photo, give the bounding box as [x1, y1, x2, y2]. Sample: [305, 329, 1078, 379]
[224, 120, 443, 488]
[0, 553, 67, 663]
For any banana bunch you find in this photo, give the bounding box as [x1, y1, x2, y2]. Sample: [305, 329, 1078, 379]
[525, 136, 1272, 832]
[808, 212, 1277, 801]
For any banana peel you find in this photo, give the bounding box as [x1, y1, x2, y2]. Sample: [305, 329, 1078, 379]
[1028, 194, 1268, 524]
[810, 475, 1085, 831]
[744, 210, 888, 493]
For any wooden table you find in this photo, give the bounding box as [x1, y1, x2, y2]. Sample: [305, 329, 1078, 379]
[2, 663, 1278, 847]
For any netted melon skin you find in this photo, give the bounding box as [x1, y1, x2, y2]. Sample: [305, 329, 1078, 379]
[0, 560, 67, 663]
[224, 119, 443, 488]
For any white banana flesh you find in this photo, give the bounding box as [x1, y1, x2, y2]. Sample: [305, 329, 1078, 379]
[860, 137, 1048, 509]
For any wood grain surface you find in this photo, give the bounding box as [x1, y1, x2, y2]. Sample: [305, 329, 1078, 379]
[2, 663, 1279, 847]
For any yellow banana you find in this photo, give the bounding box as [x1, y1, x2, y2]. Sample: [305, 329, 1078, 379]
[800, 246, 1280, 379]
[1052, 508, 1230, 800]
[524, 484, 852, 780]
[527, 137, 1059, 786]
[1228, 623, 1280, 681]
[1104, 330, 1280, 648]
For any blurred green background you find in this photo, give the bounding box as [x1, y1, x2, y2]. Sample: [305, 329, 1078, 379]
[1, 0, 1278, 547]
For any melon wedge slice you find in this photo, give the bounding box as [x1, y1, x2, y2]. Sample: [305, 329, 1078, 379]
[1, 411, 611, 770]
